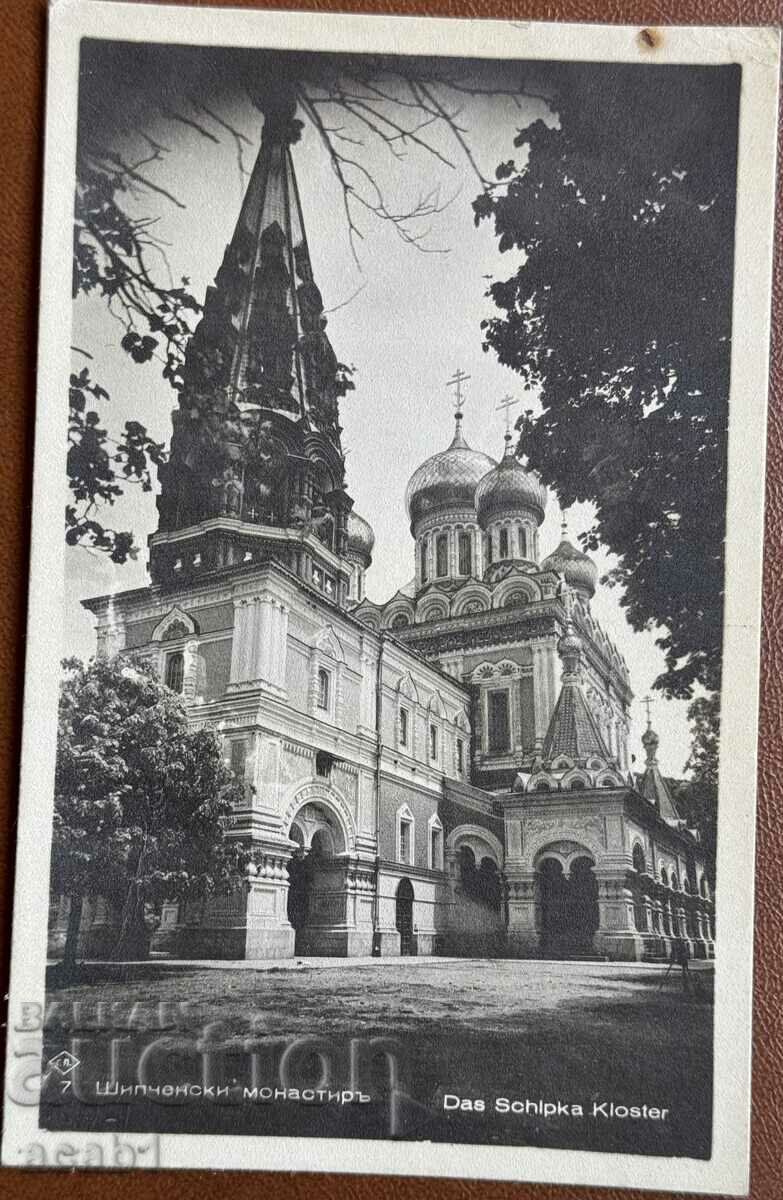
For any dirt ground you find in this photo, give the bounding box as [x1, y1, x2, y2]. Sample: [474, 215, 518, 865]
[40, 958, 714, 1159]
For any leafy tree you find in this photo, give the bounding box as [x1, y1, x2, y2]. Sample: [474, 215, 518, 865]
[676, 694, 720, 884]
[474, 63, 741, 699]
[51, 656, 244, 971]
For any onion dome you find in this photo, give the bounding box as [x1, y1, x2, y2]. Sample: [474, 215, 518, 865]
[474, 437, 547, 529]
[641, 722, 660, 764]
[405, 417, 496, 528]
[541, 521, 598, 599]
[346, 509, 375, 564]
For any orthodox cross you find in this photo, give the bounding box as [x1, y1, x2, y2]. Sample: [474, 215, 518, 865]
[496, 393, 520, 434]
[446, 368, 471, 418]
[642, 695, 654, 728]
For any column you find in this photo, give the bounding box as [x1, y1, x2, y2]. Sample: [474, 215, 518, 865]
[229, 598, 253, 683]
[241, 853, 297, 959]
[531, 642, 553, 749]
[593, 871, 644, 961]
[358, 646, 376, 735]
[505, 869, 539, 957]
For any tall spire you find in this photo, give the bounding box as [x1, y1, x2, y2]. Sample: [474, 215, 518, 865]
[179, 100, 348, 435]
[156, 103, 355, 541]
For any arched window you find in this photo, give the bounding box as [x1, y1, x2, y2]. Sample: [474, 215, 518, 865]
[165, 651, 184, 694]
[535, 781, 551, 792]
[499, 527, 509, 559]
[660, 867, 669, 887]
[632, 844, 646, 874]
[397, 805, 414, 865]
[436, 534, 448, 577]
[399, 706, 410, 748]
[420, 537, 428, 584]
[428, 815, 444, 870]
[518, 524, 528, 558]
[485, 534, 493, 566]
[458, 531, 472, 576]
[317, 667, 330, 711]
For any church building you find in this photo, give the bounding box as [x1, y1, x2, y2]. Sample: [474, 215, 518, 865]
[63, 101, 714, 964]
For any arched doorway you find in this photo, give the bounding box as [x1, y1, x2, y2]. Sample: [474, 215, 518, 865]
[286, 802, 346, 955]
[537, 851, 599, 958]
[395, 878, 414, 955]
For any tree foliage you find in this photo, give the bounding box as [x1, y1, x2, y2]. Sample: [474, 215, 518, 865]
[676, 693, 720, 882]
[475, 63, 740, 698]
[52, 656, 244, 967]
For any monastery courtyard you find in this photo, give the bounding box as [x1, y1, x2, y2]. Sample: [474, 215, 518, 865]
[42, 958, 713, 1159]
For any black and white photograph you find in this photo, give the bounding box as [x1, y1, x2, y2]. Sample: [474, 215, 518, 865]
[2, 4, 779, 1193]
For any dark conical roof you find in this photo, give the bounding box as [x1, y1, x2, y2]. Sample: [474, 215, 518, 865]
[179, 104, 347, 438]
[541, 677, 611, 762]
[541, 622, 611, 763]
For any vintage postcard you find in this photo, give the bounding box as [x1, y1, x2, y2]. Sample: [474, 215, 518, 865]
[2, 2, 779, 1192]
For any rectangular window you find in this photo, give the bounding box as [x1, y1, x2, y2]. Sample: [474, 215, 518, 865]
[456, 738, 464, 775]
[317, 667, 330, 711]
[436, 533, 448, 577]
[430, 826, 443, 871]
[488, 689, 510, 754]
[429, 723, 438, 762]
[399, 820, 411, 864]
[229, 739, 247, 793]
[399, 706, 409, 748]
[499, 527, 509, 559]
[458, 531, 471, 576]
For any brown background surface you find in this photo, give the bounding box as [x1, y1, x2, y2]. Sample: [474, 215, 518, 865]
[0, 1, 780, 1197]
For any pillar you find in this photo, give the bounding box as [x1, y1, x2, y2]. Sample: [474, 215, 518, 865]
[505, 867, 539, 957]
[593, 871, 644, 961]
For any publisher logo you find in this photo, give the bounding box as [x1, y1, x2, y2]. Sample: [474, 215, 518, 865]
[47, 1050, 80, 1076]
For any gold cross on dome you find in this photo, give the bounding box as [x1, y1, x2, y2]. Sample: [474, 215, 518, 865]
[445, 368, 471, 416]
[642, 695, 654, 728]
[496, 393, 520, 434]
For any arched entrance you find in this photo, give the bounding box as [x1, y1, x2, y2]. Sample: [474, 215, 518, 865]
[395, 878, 414, 955]
[537, 849, 599, 958]
[287, 802, 346, 955]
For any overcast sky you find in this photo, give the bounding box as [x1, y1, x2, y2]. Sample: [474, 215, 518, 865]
[67, 53, 696, 776]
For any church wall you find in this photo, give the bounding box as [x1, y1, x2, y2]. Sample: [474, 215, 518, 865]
[378, 776, 443, 868]
[124, 616, 161, 648]
[196, 638, 232, 703]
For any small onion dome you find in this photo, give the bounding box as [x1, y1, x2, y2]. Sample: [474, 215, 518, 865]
[405, 421, 496, 528]
[542, 536, 598, 599]
[557, 623, 584, 678]
[474, 443, 548, 529]
[642, 723, 660, 764]
[346, 509, 375, 564]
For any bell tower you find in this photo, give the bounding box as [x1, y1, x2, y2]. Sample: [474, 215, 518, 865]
[150, 98, 355, 605]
